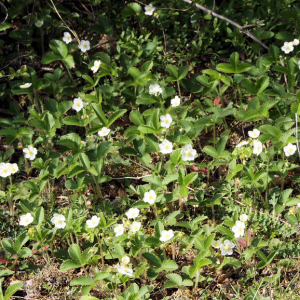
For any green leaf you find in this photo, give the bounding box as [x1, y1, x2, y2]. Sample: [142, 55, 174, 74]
[166, 65, 178, 79]
[62, 54, 74, 69]
[142, 252, 162, 267]
[178, 65, 189, 80]
[50, 40, 68, 59]
[230, 52, 239, 72]
[60, 260, 81, 272]
[42, 52, 62, 64]
[217, 225, 234, 239]
[216, 63, 235, 73]
[285, 213, 298, 225]
[203, 146, 219, 158]
[4, 283, 23, 300]
[107, 109, 127, 127]
[80, 296, 100, 300]
[68, 244, 82, 264]
[257, 251, 277, 269]
[184, 173, 198, 186]
[166, 274, 182, 286]
[130, 111, 145, 126]
[70, 276, 94, 286]
[161, 260, 178, 271]
[91, 104, 108, 126]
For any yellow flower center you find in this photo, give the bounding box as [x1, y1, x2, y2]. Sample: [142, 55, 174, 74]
[28, 150, 33, 155]
[215, 242, 219, 247]
[83, 44, 87, 48]
[257, 147, 261, 150]
[76, 103, 80, 106]
[289, 148, 293, 152]
[165, 145, 169, 149]
[57, 219, 62, 224]
[147, 8, 151, 11]
[287, 46, 290, 49]
[186, 151, 191, 156]
[134, 226, 138, 230]
[225, 245, 230, 251]
[238, 227, 243, 231]
[67, 37, 70, 40]
[25, 218, 29, 223]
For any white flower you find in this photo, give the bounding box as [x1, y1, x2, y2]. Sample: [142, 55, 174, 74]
[236, 141, 249, 148]
[121, 256, 130, 265]
[130, 221, 141, 233]
[98, 127, 110, 137]
[51, 214, 66, 229]
[35, 20, 44, 27]
[19, 213, 34, 226]
[159, 139, 173, 154]
[232, 221, 245, 238]
[159, 230, 174, 242]
[63, 32, 72, 44]
[91, 60, 101, 73]
[143, 190, 156, 204]
[144, 4, 155, 16]
[248, 129, 260, 138]
[220, 240, 235, 256]
[0, 163, 12, 178]
[9, 163, 19, 174]
[240, 214, 248, 222]
[181, 145, 197, 161]
[20, 83, 32, 88]
[253, 140, 263, 156]
[281, 42, 294, 54]
[72, 97, 83, 112]
[211, 240, 222, 249]
[114, 224, 125, 237]
[284, 143, 297, 157]
[293, 39, 299, 46]
[23, 145, 37, 161]
[86, 216, 100, 228]
[171, 96, 180, 107]
[116, 264, 133, 276]
[125, 208, 140, 219]
[149, 84, 162, 96]
[78, 40, 90, 53]
[160, 114, 172, 128]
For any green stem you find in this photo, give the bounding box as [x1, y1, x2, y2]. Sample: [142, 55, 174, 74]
[177, 80, 182, 103]
[194, 270, 200, 294]
[70, 233, 75, 244]
[9, 176, 14, 216]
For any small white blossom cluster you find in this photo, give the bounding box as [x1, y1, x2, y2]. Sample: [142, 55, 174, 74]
[23, 145, 38, 161]
[160, 229, 174, 242]
[20, 83, 32, 89]
[281, 39, 299, 54]
[0, 162, 18, 178]
[116, 264, 133, 276]
[51, 214, 66, 229]
[212, 239, 235, 256]
[35, 20, 44, 27]
[114, 208, 141, 237]
[19, 213, 34, 226]
[143, 190, 156, 204]
[78, 40, 90, 53]
[63, 32, 72, 44]
[159, 140, 197, 161]
[144, 4, 155, 16]
[72, 97, 83, 112]
[171, 95, 180, 107]
[91, 60, 101, 73]
[149, 84, 163, 96]
[236, 129, 297, 157]
[232, 214, 248, 238]
[98, 127, 110, 137]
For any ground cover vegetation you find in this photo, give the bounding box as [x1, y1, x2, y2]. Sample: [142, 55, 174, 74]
[1, 0, 300, 299]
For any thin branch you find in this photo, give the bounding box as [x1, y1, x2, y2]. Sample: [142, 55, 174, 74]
[0, 1, 8, 24]
[49, 0, 80, 44]
[112, 174, 152, 180]
[181, 0, 269, 50]
[91, 39, 118, 50]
